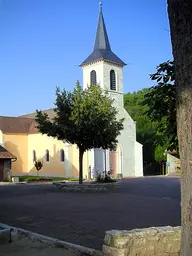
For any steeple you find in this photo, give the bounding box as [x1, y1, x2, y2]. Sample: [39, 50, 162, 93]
[80, 3, 126, 67]
[94, 2, 111, 51]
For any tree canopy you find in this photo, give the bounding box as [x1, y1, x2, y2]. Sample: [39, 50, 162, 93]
[143, 61, 177, 151]
[35, 82, 124, 184]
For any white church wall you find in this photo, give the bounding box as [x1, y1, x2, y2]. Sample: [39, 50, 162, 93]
[94, 148, 105, 175]
[117, 108, 137, 176]
[103, 62, 123, 92]
[82, 62, 124, 108]
[103, 62, 124, 108]
[135, 141, 144, 176]
[82, 62, 104, 89]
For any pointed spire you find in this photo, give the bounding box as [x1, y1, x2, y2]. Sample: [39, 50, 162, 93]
[94, 2, 111, 51]
[80, 3, 126, 67]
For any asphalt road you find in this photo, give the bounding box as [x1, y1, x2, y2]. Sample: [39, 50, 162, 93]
[0, 176, 181, 250]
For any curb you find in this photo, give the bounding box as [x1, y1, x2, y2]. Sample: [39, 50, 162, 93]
[0, 223, 102, 256]
[0, 228, 10, 245]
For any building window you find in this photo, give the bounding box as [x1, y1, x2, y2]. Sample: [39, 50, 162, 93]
[110, 70, 116, 91]
[45, 149, 50, 162]
[32, 150, 36, 162]
[60, 149, 65, 162]
[90, 70, 97, 85]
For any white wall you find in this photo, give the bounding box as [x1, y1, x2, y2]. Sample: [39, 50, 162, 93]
[82, 61, 124, 108]
[82, 62, 104, 89]
[117, 108, 137, 176]
[135, 141, 143, 176]
[167, 153, 180, 174]
[94, 148, 105, 175]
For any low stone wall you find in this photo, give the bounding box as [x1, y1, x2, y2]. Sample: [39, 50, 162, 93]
[103, 226, 181, 256]
[53, 181, 119, 192]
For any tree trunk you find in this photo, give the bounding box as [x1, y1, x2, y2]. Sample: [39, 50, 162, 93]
[168, 1, 192, 255]
[79, 147, 84, 184]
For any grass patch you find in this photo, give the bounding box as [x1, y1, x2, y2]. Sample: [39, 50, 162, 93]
[13, 176, 79, 183]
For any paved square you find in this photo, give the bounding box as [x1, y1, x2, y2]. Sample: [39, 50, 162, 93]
[0, 177, 181, 250]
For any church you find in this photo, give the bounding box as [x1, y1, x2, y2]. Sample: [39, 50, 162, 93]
[0, 4, 143, 181]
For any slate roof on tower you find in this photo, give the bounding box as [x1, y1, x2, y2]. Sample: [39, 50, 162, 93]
[80, 3, 126, 67]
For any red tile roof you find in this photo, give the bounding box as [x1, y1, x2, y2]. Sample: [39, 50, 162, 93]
[0, 145, 17, 159]
[20, 108, 55, 120]
[0, 109, 56, 135]
[0, 116, 38, 134]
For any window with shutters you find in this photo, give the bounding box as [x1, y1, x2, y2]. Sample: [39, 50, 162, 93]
[110, 70, 116, 91]
[90, 70, 97, 85]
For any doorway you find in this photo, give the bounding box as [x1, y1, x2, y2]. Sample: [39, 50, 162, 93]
[109, 144, 122, 176]
[0, 160, 4, 181]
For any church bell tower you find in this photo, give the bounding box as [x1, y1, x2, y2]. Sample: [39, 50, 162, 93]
[80, 2, 126, 109]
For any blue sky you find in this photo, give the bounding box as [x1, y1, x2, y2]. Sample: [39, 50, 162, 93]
[0, 0, 172, 116]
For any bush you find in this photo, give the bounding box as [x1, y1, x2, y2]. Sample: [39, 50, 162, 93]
[96, 172, 116, 183]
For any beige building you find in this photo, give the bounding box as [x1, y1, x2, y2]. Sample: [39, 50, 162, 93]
[0, 114, 90, 179]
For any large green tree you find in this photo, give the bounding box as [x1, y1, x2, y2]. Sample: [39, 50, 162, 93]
[168, 0, 192, 254]
[143, 61, 177, 151]
[35, 82, 124, 184]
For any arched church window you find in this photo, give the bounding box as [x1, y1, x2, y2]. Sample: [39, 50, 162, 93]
[45, 149, 50, 162]
[32, 150, 36, 162]
[110, 70, 116, 91]
[90, 70, 97, 85]
[60, 149, 65, 162]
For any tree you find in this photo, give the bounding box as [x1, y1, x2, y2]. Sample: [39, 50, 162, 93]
[34, 160, 43, 176]
[35, 82, 124, 184]
[143, 61, 177, 151]
[167, 0, 192, 254]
